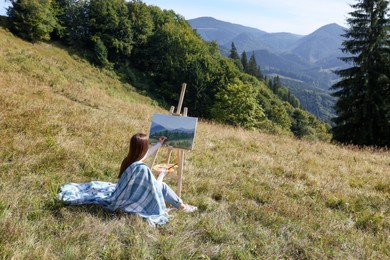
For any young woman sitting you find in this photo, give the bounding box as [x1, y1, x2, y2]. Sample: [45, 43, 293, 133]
[58, 133, 197, 226]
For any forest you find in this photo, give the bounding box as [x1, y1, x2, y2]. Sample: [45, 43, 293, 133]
[5, 0, 331, 141]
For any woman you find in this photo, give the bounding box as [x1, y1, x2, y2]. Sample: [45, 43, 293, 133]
[58, 133, 197, 226]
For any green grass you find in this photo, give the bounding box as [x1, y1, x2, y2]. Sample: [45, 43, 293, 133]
[1, 27, 389, 259]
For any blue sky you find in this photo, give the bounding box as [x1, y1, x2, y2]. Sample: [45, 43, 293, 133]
[0, 0, 9, 16]
[0, 0, 353, 35]
[141, 0, 353, 35]
[151, 114, 197, 131]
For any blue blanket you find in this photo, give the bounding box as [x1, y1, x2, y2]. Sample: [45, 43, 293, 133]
[58, 162, 172, 226]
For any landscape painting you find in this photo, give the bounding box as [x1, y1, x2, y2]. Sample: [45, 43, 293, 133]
[149, 113, 198, 150]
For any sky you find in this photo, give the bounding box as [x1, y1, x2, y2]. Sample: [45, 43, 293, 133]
[0, 0, 9, 16]
[0, 0, 354, 35]
[151, 114, 197, 131]
[141, 0, 354, 35]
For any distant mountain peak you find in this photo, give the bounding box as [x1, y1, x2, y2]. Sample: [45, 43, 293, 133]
[188, 16, 345, 121]
[309, 23, 345, 36]
[188, 16, 304, 53]
[322, 23, 343, 28]
[188, 17, 267, 45]
[189, 16, 266, 31]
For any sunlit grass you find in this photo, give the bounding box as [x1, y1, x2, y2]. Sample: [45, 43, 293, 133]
[1, 27, 389, 259]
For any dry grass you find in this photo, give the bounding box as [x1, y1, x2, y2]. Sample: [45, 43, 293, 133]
[1, 27, 389, 259]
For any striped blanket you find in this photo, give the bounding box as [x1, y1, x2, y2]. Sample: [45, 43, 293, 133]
[58, 162, 172, 226]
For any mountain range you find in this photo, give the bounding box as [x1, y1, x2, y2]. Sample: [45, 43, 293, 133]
[150, 123, 194, 135]
[188, 17, 348, 122]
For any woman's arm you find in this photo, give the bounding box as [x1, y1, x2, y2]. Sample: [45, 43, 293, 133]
[142, 136, 167, 160]
[143, 142, 161, 160]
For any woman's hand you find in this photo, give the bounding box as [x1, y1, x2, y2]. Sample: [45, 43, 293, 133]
[158, 136, 167, 144]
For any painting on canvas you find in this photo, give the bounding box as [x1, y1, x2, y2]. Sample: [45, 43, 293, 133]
[149, 113, 198, 150]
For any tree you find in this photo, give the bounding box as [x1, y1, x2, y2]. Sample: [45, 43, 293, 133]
[229, 42, 240, 60]
[268, 76, 301, 108]
[331, 0, 390, 147]
[93, 37, 110, 67]
[211, 78, 265, 128]
[268, 102, 292, 131]
[246, 52, 263, 79]
[229, 42, 243, 71]
[88, 0, 133, 62]
[7, 0, 57, 42]
[241, 51, 248, 72]
[271, 75, 282, 93]
[127, 0, 154, 47]
[52, 0, 90, 47]
[291, 109, 313, 138]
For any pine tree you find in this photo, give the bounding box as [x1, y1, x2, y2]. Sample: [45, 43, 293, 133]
[247, 52, 263, 79]
[94, 37, 110, 67]
[241, 50, 248, 72]
[331, 0, 390, 147]
[271, 75, 282, 93]
[229, 42, 240, 60]
[229, 42, 243, 71]
[291, 109, 313, 138]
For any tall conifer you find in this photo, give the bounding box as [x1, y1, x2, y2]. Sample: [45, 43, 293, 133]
[229, 42, 243, 71]
[241, 51, 248, 72]
[247, 52, 263, 79]
[229, 42, 240, 60]
[331, 0, 390, 147]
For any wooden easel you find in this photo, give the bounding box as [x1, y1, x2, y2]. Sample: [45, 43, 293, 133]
[150, 83, 189, 196]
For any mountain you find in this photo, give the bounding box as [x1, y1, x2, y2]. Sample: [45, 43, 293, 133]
[150, 123, 193, 135]
[190, 17, 302, 53]
[220, 31, 304, 54]
[188, 17, 347, 122]
[188, 17, 344, 63]
[150, 123, 166, 135]
[291, 23, 344, 63]
[190, 16, 268, 46]
[173, 127, 194, 133]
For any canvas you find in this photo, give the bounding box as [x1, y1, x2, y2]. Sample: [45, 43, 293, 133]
[149, 113, 198, 150]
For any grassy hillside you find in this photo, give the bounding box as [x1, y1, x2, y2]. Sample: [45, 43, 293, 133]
[1, 27, 389, 259]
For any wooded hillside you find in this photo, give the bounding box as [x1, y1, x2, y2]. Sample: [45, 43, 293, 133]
[5, 0, 331, 141]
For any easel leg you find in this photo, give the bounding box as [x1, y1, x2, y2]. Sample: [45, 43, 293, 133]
[177, 149, 184, 197]
[165, 147, 173, 164]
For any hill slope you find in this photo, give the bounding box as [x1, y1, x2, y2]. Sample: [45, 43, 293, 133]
[1, 28, 389, 259]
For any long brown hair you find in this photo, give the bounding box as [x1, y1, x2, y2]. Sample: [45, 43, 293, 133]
[118, 133, 149, 178]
